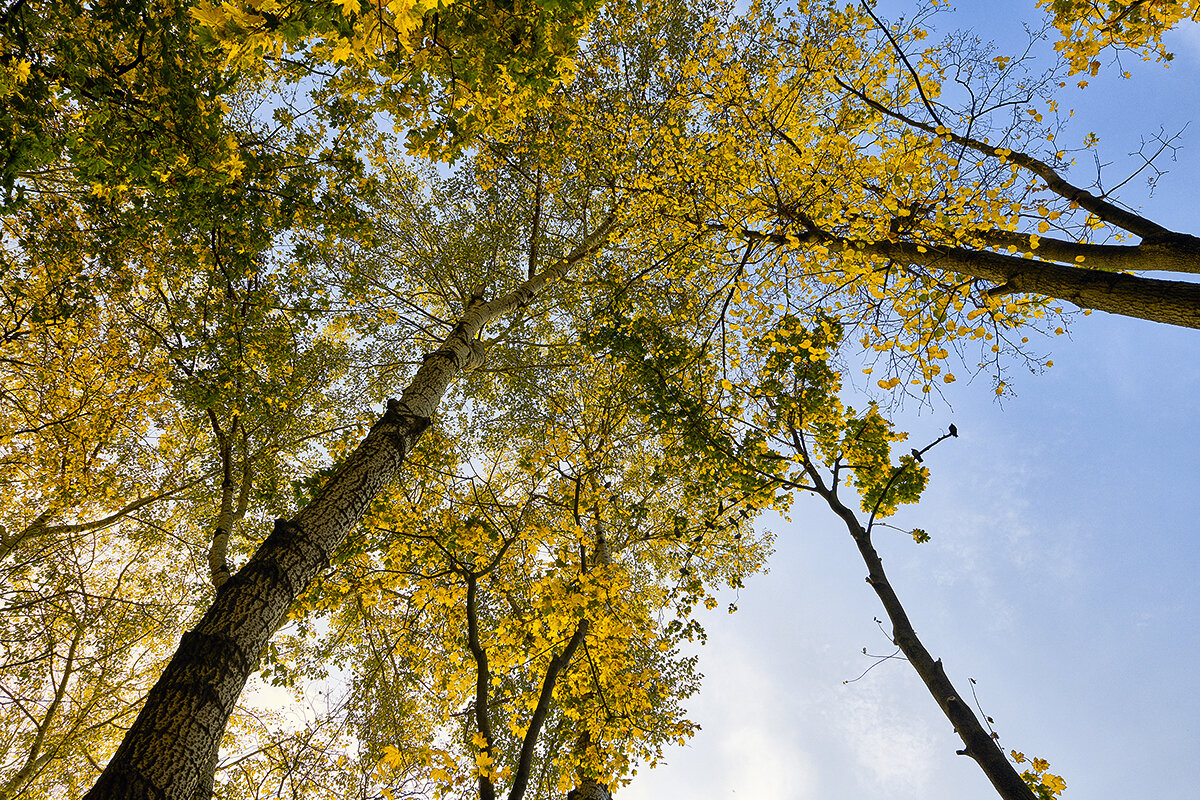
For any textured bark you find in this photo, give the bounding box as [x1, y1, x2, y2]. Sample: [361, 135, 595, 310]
[875, 240, 1200, 329]
[567, 779, 611, 800]
[82, 315, 484, 799]
[733, 224, 1200, 329]
[83, 219, 613, 800]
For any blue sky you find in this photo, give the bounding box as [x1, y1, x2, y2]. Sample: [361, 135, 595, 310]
[623, 3, 1200, 799]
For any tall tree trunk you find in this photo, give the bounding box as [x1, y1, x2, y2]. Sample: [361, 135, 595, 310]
[567, 779, 612, 800]
[82, 323, 472, 799]
[82, 217, 612, 800]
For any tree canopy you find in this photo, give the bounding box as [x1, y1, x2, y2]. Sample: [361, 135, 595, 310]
[2, 0, 1197, 798]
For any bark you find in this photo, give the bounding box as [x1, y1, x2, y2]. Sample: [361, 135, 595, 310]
[82, 219, 613, 800]
[206, 416, 251, 590]
[566, 779, 611, 800]
[974, 228, 1200, 276]
[466, 573, 498, 800]
[804, 465, 1038, 800]
[508, 619, 589, 800]
[873, 239, 1200, 329]
[735, 224, 1200, 329]
[206, 415, 236, 589]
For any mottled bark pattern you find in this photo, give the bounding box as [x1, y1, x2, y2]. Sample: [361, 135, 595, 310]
[84, 220, 615, 800]
[85, 350, 463, 798]
[567, 780, 612, 800]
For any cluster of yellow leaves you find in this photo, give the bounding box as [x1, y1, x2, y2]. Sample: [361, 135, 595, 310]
[1039, 0, 1200, 74]
[734, 314, 929, 518]
[1012, 750, 1068, 798]
[0, 57, 31, 97]
[189, 0, 597, 157]
[286, 323, 773, 797]
[647, 1, 1107, 397]
[190, 0, 437, 67]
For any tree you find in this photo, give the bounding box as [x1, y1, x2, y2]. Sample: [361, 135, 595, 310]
[185, 0, 603, 159]
[8, 0, 1200, 798]
[584, 275, 1073, 799]
[665, 0, 1200, 396]
[727, 316, 1064, 800]
[261, 343, 772, 800]
[74, 0, 780, 791]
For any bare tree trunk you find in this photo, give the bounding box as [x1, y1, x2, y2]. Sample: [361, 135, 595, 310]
[567, 779, 611, 800]
[804, 468, 1038, 800]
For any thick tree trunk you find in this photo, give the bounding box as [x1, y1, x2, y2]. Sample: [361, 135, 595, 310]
[567, 780, 611, 800]
[82, 220, 612, 800]
[82, 328, 471, 799]
[876, 240, 1200, 329]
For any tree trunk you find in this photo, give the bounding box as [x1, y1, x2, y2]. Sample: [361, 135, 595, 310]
[810, 478, 1039, 800]
[81, 340, 466, 799]
[877, 240, 1200, 329]
[82, 221, 613, 800]
[567, 780, 612, 800]
[81, 306, 491, 799]
[974, 229, 1200, 275]
[737, 225, 1200, 329]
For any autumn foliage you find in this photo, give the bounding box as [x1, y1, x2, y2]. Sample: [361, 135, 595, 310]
[2, 0, 1196, 798]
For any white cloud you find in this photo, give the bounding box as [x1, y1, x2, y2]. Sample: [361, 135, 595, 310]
[824, 679, 940, 797]
[623, 634, 820, 800]
[717, 724, 815, 800]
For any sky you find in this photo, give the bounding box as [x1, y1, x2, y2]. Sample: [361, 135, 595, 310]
[621, 3, 1200, 799]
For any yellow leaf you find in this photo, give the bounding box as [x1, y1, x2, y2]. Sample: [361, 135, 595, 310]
[190, 1, 227, 30]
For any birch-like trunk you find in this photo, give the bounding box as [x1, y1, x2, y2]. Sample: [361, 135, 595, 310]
[83, 219, 611, 800]
[567, 779, 612, 800]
